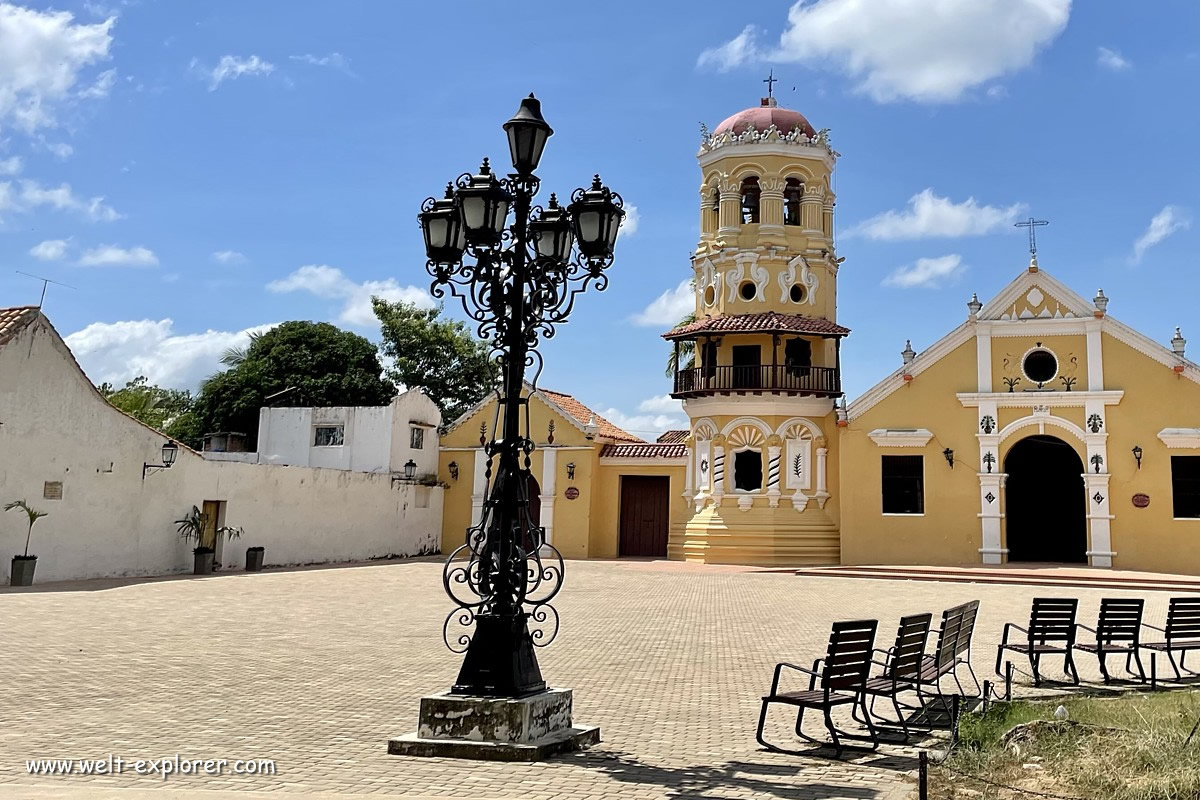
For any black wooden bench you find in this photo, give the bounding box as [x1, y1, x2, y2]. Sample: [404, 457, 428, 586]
[854, 612, 932, 741]
[995, 597, 1079, 686]
[756, 619, 879, 758]
[912, 600, 981, 714]
[1073, 598, 1145, 683]
[1140, 597, 1200, 680]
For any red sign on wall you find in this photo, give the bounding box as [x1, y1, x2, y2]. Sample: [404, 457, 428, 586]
[1132, 493, 1150, 509]
[564, 487, 580, 500]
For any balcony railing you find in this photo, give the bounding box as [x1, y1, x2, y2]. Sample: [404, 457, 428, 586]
[672, 364, 840, 397]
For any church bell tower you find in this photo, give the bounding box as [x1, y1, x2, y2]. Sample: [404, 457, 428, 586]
[664, 87, 848, 566]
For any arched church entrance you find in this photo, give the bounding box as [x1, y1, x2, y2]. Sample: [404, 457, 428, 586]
[1004, 434, 1087, 563]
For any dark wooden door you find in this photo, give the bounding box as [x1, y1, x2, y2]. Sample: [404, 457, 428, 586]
[619, 476, 670, 557]
[732, 345, 761, 389]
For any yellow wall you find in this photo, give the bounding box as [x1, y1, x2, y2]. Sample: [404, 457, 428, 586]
[840, 338, 982, 565]
[590, 461, 689, 559]
[991, 334, 1088, 393]
[1102, 334, 1200, 573]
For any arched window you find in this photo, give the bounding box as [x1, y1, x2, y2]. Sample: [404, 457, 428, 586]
[784, 178, 803, 226]
[740, 177, 760, 224]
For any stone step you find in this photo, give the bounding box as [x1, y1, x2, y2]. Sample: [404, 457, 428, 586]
[792, 565, 1200, 594]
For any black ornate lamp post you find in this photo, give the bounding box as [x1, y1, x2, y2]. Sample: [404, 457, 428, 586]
[417, 95, 624, 701]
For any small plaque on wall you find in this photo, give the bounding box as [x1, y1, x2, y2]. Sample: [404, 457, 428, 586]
[1132, 493, 1150, 509]
[43, 481, 63, 500]
[564, 487, 580, 500]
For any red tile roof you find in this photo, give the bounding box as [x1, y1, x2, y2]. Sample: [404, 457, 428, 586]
[539, 388, 643, 443]
[599, 443, 687, 459]
[714, 103, 817, 139]
[663, 312, 850, 340]
[657, 430, 688, 443]
[0, 306, 39, 347]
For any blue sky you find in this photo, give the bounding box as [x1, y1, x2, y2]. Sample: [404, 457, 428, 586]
[1, 1, 1196, 439]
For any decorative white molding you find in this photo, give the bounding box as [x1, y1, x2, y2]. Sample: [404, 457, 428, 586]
[777, 254, 820, 306]
[957, 391, 1123, 409]
[686, 396, 837, 418]
[996, 413, 1089, 446]
[867, 428, 934, 447]
[847, 323, 973, 420]
[1159, 428, 1200, 449]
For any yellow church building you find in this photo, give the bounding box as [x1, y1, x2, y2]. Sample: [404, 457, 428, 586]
[440, 94, 1200, 575]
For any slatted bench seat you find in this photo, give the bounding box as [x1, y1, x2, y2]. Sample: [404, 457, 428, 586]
[1140, 597, 1200, 680]
[995, 597, 1079, 687]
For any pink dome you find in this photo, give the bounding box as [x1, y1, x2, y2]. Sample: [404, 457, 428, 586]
[713, 102, 816, 138]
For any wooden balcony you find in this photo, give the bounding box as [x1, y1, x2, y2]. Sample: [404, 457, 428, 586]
[672, 364, 841, 398]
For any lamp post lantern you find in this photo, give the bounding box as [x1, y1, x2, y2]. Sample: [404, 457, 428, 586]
[398, 94, 622, 756]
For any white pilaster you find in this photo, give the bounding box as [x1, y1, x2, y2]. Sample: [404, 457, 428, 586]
[711, 445, 725, 505]
[976, 324, 993, 392]
[470, 447, 488, 527]
[814, 446, 830, 509]
[683, 444, 694, 499]
[978, 472, 1008, 564]
[766, 445, 782, 508]
[541, 448, 558, 545]
[1086, 319, 1104, 391]
[1084, 472, 1115, 567]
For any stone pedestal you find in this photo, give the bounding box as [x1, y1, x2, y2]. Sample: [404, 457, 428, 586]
[388, 688, 600, 762]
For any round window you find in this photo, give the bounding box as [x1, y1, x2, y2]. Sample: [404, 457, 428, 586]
[1022, 349, 1058, 385]
[739, 281, 757, 301]
[703, 285, 716, 306]
[790, 284, 806, 303]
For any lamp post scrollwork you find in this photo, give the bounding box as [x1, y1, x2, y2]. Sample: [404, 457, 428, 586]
[418, 95, 624, 698]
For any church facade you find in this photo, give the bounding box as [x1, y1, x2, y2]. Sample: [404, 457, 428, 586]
[439, 95, 1200, 575]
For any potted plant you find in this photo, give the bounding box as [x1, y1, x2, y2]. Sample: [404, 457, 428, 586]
[245, 544, 265, 572]
[5, 500, 47, 586]
[175, 506, 243, 575]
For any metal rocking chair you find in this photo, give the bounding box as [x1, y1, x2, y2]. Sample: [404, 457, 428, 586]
[756, 619, 879, 758]
[1073, 598, 1146, 683]
[854, 612, 932, 741]
[995, 598, 1080, 687]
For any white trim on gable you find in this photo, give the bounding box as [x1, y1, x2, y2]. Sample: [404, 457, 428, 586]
[978, 269, 1096, 321]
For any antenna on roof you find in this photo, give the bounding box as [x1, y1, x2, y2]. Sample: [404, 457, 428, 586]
[15, 270, 76, 309]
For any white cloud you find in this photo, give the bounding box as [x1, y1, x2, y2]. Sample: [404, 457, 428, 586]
[42, 140, 73, 159]
[638, 394, 683, 415]
[846, 188, 1025, 240]
[266, 264, 434, 328]
[597, 406, 687, 440]
[631, 279, 694, 327]
[883, 254, 965, 288]
[699, 0, 1070, 103]
[621, 204, 640, 237]
[1096, 46, 1130, 71]
[0, 179, 119, 220]
[65, 318, 277, 391]
[211, 249, 247, 265]
[29, 238, 68, 260]
[0, 3, 115, 133]
[194, 54, 275, 91]
[77, 244, 157, 267]
[0, 155, 19, 174]
[78, 67, 116, 98]
[697, 24, 759, 72]
[289, 52, 354, 76]
[1131, 205, 1190, 264]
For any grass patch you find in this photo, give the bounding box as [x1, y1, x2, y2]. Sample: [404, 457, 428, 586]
[934, 691, 1200, 799]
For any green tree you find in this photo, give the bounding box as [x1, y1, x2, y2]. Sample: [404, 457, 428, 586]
[99, 376, 202, 446]
[372, 298, 496, 423]
[194, 321, 395, 440]
[664, 311, 697, 376]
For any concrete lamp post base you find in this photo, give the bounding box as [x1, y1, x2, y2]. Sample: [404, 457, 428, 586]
[388, 688, 600, 762]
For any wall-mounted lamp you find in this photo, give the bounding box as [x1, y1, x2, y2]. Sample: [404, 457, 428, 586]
[142, 440, 178, 480]
[1132, 445, 1143, 470]
[943, 448, 954, 468]
[392, 459, 419, 487]
[566, 462, 576, 481]
[448, 461, 459, 481]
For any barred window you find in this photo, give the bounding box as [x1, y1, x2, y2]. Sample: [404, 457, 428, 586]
[882, 455, 924, 514]
[313, 425, 344, 447]
[410, 427, 425, 450]
[1173, 456, 1200, 519]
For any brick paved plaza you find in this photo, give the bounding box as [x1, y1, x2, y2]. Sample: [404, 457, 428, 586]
[0, 559, 1178, 799]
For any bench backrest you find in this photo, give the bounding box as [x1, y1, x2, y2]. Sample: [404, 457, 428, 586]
[821, 619, 878, 691]
[1096, 598, 1144, 644]
[953, 599, 980, 658]
[1027, 598, 1078, 643]
[1166, 597, 1200, 641]
[888, 613, 932, 682]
